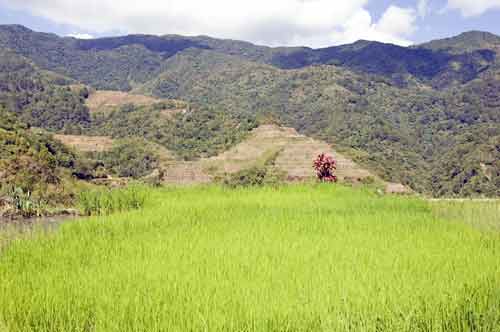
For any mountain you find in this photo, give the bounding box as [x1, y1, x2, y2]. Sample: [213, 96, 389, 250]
[0, 25, 498, 197]
[419, 31, 500, 54]
[0, 25, 497, 90]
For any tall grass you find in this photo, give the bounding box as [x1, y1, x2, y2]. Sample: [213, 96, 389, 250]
[78, 185, 150, 216]
[1, 185, 499, 331]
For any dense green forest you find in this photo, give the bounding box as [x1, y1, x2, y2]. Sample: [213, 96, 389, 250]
[0, 107, 84, 205]
[0, 48, 90, 131]
[90, 103, 256, 160]
[0, 25, 498, 197]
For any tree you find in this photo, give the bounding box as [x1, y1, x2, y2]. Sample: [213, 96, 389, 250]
[313, 153, 337, 182]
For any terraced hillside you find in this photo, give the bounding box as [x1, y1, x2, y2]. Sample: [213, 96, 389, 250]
[160, 125, 378, 185]
[86, 90, 187, 115]
[54, 134, 115, 152]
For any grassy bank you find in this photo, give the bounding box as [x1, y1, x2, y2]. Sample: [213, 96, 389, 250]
[0, 185, 499, 331]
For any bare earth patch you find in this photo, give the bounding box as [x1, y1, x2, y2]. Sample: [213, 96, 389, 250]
[385, 183, 413, 195]
[54, 135, 114, 153]
[86, 90, 186, 114]
[159, 108, 187, 119]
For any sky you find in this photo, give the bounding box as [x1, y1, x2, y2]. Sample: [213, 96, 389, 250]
[0, 0, 499, 48]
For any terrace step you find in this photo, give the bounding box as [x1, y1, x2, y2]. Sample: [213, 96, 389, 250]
[161, 124, 376, 184]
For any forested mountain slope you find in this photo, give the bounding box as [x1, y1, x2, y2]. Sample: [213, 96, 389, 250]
[0, 25, 497, 90]
[133, 49, 499, 195]
[419, 31, 500, 54]
[0, 107, 86, 206]
[0, 25, 498, 197]
[0, 48, 90, 131]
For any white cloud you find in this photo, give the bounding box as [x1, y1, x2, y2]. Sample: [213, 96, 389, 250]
[446, 0, 500, 16]
[328, 6, 416, 46]
[417, 0, 429, 17]
[377, 6, 417, 38]
[0, 0, 418, 47]
[67, 33, 94, 39]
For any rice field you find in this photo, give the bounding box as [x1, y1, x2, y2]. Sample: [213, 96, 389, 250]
[0, 185, 499, 331]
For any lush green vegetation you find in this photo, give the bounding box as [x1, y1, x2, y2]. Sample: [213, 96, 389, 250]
[419, 31, 500, 54]
[0, 25, 499, 197]
[0, 48, 90, 132]
[0, 50, 264, 193]
[1, 185, 499, 331]
[219, 147, 286, 187]
[139, 49, 500, 196]
[1, 25, 497, 90]
[432, 199, 500, 232]
[92, 138, 160, 179]
[220, 165, 286, 188]
[90, 103, 257, 160]
[0, 107, 83, 207]
[78, 185, 150, 216]
[0, 25, 165, 91]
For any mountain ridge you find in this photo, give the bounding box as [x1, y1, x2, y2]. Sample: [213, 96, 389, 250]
[418, 30, 500, 54]
[2, 24, 498, 51]
[0, 25, 498, 89]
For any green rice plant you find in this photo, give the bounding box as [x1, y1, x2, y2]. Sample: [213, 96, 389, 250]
[0, 227, 13, 254]
[1, 185, 499, 331]
[78, 184, 149, 216]
[431, 199, 500, 231]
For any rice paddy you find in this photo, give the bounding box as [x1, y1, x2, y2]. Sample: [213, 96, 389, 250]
[0, 185, 499, 331]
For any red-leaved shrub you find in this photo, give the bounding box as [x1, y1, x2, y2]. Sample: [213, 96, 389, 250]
[313, 153, 337, 182]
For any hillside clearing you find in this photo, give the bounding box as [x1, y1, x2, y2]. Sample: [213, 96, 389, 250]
[161, 124, 379, 185]
[54, 134, 115, 152]
[86, 90, 186, 114]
